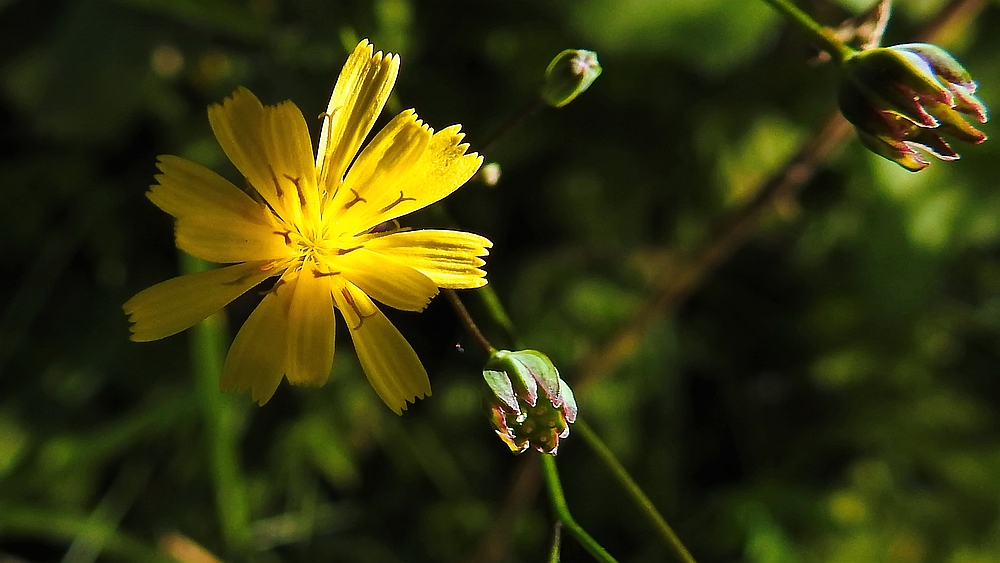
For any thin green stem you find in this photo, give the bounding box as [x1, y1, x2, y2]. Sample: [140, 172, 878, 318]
[476, 285, 523, 349]
[540, 454, 618, 563]
[181, 253, 251, 552]
[548, 522, 564, 563]
[759, 0, 854, 63]
[576, 419, 697, 563]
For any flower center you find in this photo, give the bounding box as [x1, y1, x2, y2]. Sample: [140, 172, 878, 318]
[278, 221, 358, 275]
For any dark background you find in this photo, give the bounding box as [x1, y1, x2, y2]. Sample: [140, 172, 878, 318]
[2, 0, 1000, 562]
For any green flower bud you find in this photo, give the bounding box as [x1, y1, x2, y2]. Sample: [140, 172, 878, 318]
[484, 350, 578, 455]
[839, 43, 988, 171]
[540, 49, 602, 108]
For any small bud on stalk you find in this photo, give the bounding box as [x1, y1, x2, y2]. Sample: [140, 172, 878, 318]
[484, 350, 578, 455]
[540, 49, 602, 108]
[838, 43, 988, 171]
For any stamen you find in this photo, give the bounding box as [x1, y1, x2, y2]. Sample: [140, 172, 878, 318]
[283, 174, 307, 208]
[259, 278, 287, 296]
[222, 261, 281, 286]
[341, 287, 375, 330]
[344, 188, 367, 209]
[274, 230, 292, 245]
[267, 164, 284, 198]
[313, 270, 341, 278]
[317, 108, 341, 183]
[378, 190, 416, 214]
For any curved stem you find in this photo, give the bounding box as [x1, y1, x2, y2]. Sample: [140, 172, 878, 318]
[759, 0, 854, 63]
[576, 419, 697, 563]
[540, 454, 619, 563]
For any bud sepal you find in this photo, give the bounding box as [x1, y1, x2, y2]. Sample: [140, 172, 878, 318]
[484, 350, 578, 455]
[540, 49, 602, 108]
[838, 42, 988, 171]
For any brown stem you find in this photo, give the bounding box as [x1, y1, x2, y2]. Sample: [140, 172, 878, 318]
[575, 0, 987, 390]
[444, 288, 497, 355]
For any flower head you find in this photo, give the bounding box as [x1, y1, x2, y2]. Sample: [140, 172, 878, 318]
[124, 40, 491, 413]
[484, 350, 578, 455]
[839, 42, 988, 171]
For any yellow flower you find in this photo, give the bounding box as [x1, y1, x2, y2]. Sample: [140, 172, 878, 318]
[124, 40, 491, 413]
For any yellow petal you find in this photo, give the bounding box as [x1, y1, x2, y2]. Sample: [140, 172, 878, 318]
[148, 155, 259, 219]
[335, 122, 483, 234]
[221, 276, 293, 405]
[285, 267, 336, 386]
[208, 88, 314, 223]
[124, 260, 277, 342]
[335, 248, 438, 311]
[316, 40, 399, 198]
[327, 110, 430, 224]
[150, 156, 292, 263]
[265, 101, 321, 223]
[332, 281, 430, 414]
[363, 230, 492, 289]
[175, 215, 292, 264]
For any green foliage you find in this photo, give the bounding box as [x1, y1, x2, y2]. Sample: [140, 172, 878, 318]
[3, 0, 1000, 562]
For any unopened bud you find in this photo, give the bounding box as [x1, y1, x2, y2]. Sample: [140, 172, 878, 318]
[839, 43, 988, 171]
[540, 49, 602, 108]
[484, 350, 578, 455]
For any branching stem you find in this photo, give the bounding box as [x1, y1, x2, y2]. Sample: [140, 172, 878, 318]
[540, 454, 618, 563]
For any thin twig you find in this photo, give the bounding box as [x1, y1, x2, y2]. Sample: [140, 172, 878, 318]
[444, 289, 497, 355]
[479, 97, 547, 154]
[575, 0, 988, 391]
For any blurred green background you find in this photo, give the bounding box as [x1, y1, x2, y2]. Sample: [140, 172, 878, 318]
[3, 0, 1000, 561]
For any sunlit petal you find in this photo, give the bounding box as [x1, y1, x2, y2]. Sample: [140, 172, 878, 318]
[327, 110, 430, 226]
[209, 88, 315, 222]
[265, 101, 321, 223]
[148, 155, 258, 219]
[317, 40, 399, 198]
[124, 261, 277, 342]
[285, 267, 337, 386]
[221, 276, 294, 405]
[363, 230, 492, 289]
[336, 123, 483, 233]
[332, 281, 430, 414]
[335, 248, 438, 311]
